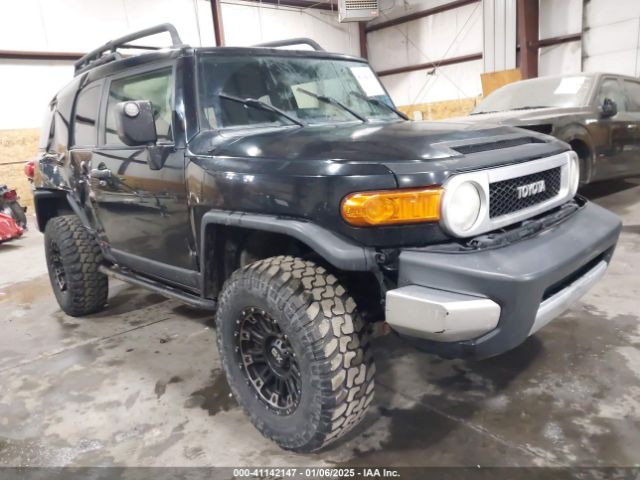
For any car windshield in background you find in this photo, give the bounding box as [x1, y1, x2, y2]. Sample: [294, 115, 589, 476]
[472, 76, 593, 114]
[197, 54, 398, 129]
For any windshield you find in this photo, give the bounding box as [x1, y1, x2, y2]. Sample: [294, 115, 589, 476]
[197, 54, 398, 129]
[473, 76, 593, 114]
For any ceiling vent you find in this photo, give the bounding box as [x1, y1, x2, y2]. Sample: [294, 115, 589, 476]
[338, 0, 379, 23]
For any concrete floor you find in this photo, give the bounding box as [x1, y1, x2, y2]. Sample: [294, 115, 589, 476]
[0, 178, 639, 469]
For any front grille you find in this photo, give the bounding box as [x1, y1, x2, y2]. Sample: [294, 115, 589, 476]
[489, 167, 561, 218]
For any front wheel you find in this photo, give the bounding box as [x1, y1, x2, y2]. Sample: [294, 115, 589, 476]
[215, 256, 375, 452]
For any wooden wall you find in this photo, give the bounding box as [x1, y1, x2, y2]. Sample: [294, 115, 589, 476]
[480, 68, 522, 97]
[0, 129, 40, 209]
[398, 97, 481, 121]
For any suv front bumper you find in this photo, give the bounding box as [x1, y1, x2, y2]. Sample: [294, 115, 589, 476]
[385, 201, 621, 359]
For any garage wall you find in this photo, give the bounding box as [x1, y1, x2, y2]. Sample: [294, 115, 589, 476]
[368, 0, 588, 107]
[483, 0, 516, 73]
[367, 1, 484, 107]
[538, 0, 582, 77]
[221, 1, 360, 56]
[583, 0, 640, 76]
[376, 59, 484, 107]
[0, 0, 216, 130]
[0, 0, 214, 130]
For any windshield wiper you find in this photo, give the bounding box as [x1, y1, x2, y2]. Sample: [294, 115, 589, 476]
[470, 106, 551, 115]
[295, 88, 366, 123]
[510, 106, 552, 111]
[218, 93, 305, 127]
[349, 91, 409, 120]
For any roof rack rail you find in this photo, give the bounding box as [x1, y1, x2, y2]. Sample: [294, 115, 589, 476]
[253, 38, 325, 52]
[74, 23, 184, 76]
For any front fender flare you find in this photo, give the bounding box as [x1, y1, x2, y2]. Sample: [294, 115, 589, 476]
[199, 211, 379, 274]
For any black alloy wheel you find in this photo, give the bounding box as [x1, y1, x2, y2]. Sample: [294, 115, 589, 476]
[237, 307, 302, 415]
[48, 241, 68, 293]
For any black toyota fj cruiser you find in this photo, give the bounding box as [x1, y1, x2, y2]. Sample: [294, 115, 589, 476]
[33, 24, 621, 452]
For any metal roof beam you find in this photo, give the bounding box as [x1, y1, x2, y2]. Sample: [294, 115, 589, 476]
[366, 0, 480, 33]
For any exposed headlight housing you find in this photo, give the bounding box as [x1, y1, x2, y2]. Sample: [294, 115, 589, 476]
[568, 151, 580, 197]
[341, 187, 442, 227]
[440, 180, 483, 236]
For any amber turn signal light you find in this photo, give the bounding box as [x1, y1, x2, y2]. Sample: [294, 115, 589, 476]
[341, 187, 443, 227]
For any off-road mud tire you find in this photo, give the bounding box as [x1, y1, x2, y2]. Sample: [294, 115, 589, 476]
[215, 255, 375, 452]
[44, 215, 108, 316]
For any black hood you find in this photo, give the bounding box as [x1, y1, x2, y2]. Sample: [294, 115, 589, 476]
[189, 120, 568, 187]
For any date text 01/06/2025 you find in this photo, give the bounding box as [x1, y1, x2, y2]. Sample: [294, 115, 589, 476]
[232, 468, 401, 477]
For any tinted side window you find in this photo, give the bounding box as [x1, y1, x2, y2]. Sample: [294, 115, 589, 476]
[104, 68, 173, 145]
[72, 84, 101, 146]
[597, 79, 626, 112]
[39, 103, 55, 150]
[623, 81, 640, 112]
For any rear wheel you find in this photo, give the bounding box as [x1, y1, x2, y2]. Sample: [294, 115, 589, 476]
[44, 215, 108, 316]
[215, 256, 375, 452]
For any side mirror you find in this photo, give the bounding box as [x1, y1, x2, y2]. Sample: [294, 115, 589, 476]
[115, 101, 157, 146]
[599, 98, 618, 118]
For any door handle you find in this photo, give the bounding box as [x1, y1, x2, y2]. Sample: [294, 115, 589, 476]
[90, 168, 112, 180]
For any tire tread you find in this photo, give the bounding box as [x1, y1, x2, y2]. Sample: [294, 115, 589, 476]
[216, 255, 375, 452]
[44, 215, 108, 316]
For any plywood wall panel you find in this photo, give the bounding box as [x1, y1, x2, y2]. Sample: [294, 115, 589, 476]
[398, 96, 479, 121]
[0, 129, 39, 209]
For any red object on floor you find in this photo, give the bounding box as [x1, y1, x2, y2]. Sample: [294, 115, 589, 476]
[0, 212, 23, 243]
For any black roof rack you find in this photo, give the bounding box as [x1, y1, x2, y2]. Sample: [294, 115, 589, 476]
[74, 23, 184, 76]
[253, 38, 325, 52]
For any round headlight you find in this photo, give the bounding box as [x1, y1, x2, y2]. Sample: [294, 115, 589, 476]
[568, 152, 580, 196]
[444, 181, 481, 234]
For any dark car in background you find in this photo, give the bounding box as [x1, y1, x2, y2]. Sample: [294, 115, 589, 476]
[455, 73, 640, 185]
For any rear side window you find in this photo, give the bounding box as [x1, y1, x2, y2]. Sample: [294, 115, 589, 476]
[104, 67, 174, 146]
[38, 103, 55, 150]
[623, 81, 640, 112]
[72, 83, 101, 146]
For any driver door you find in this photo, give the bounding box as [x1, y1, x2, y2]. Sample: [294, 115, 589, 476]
[591, 77, 635, 180]
[89, 63, 198, 290]
[621, 79, 640, 176]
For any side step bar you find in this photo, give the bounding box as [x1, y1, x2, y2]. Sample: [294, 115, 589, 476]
[99, 265, 216, 311]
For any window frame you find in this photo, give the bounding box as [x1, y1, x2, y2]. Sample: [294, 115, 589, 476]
[39, 102, 56, 151]
[622, 80, 640, 112]
[71, 81, 103, 148]
[98, 60, 177, 148]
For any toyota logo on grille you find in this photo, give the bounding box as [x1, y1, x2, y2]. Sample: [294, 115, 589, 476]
[516, 180, 546, 199]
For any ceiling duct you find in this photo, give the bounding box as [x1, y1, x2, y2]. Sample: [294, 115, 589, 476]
[338, 0, 379, 22]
